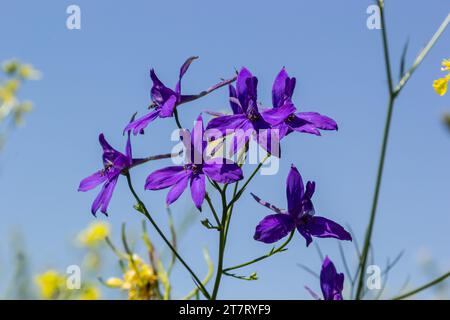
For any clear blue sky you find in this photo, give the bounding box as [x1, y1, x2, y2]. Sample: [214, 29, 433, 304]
[1, 0, 449, 299]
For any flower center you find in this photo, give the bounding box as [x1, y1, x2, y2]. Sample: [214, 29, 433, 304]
[102, 161, 114, 176]
[191, 164, 201, 174]
[286, 114, 296, 122]
[247, 109, 260, 122]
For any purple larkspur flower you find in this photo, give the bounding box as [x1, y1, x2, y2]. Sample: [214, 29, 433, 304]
[251, 164, 351, 246]
[306, 256, 344, 300]
[145, 114, 243, 210]
[124, 56, 198, 135]
[271, 68, 338, 138]
[78, 132, 136, 216]
[206, 67, 295, 155]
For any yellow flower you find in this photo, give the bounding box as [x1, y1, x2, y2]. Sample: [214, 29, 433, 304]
[79, 285, 101, 300]
[433, 75, 449, 96]
[18, 64, 41, 80]
[35, 270, 65, 299]
[441, 59, 450, 71]
[105, 254, 159, 300]
[77, 221, 110, 247]
[434, 59, 450, 96]
[0, 79, 19, 104]
[105, 277, 124, 288]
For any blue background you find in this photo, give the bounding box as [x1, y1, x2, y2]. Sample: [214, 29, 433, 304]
[0, 0, 449, 299]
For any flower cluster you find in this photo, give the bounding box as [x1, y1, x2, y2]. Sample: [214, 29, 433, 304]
[79, 57, 350, 299]
[106, 254, 160, 300]
[433, 59, 450, 96]
[35, 270, 100, 300]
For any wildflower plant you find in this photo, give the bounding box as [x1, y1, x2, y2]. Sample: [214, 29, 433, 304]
[79, 1, 450, 300]
[0, 59, 40, 150]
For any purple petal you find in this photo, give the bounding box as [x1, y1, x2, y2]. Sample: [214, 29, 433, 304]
[272, 68, 289, 108]
[273, 122, 291, 140]
[91, 177, 118, 216]
[79, 170, 108, 192]
[125, 131, 132, 163]
[297, 225, 313, 247]
[190, 173, 206, 210]
[203, 160, 243, 184]
[99, 134, 126, 166]
[175, 56, 198, 97]
[236, 67, 253, 104]
[150, 69, 177, 105]
[254, 213, 295, 243]
[229, 85, 243, 114]
[158, 95, 178, 118]
[287, 115, 321, 136]
[250, 193, 284, 214]
[321, 256, 344, 300]
[124, 109, 160, 135]
[286, 164, 304, 216]
[245, 76, 258, 103]
[206, 114, 248, 136]
[99, 134, 115, 153]
[303, 216, 352, 242]
[191, 114, 206, 163]
[145, 166, 190, 190]
[296, 112, 338, 131]
[305, 181, 316, 199]
[179, 56, 198, 80]
[166, 174, 190, 205]
[179, 129, 192, 160]
[285, 77, 296, 100]
[261, 102, 296, 126]
[255, 128, 281, 156]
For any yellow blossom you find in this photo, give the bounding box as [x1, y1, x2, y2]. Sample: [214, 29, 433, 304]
[433, 75, 449, 96]
[18, 64, 41, 80]
[77, 221, 110, 247]
[105, 254, 159, 300]
[79, 285, 101, 300]
[106, 277, 124, 288]
[35, 270, 65, 299]
[434, 59, 450, 96]
[441, 59, 450, 71]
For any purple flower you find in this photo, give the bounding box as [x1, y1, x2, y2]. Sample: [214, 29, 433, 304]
[271, 68, 338, 138]
[306, 256, 344, 300]
[124, 56, 198, 135]
[79, 133, 135, 216]
[145, 114, 243, 210]
[206, 67, 295, 155]
[252, 164, 351, 246]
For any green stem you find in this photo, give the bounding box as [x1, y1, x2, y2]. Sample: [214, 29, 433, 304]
[205, 192, 221, 229]
[223, 230, 294, 273]
[211, 187, 228, 300]
[125, 172, 211, 299]
[356, 0, 394, 300]
[173, 108, 183, 129]
[209, 155, 270, 298]
[392, 272, 450, 300]
[228, 154, 270, 209]
[224, 181, 239, 244]
[395, 13, 450, 95]
[183, 249, 215, 300]
[355, 2, 450, 300]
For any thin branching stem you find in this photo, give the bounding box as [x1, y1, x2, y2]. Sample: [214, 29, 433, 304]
[356, 1, 449, 300]
[125, 172, 210, 299]
[392, 272, 450, 300]
[223, 230, 295, 273]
